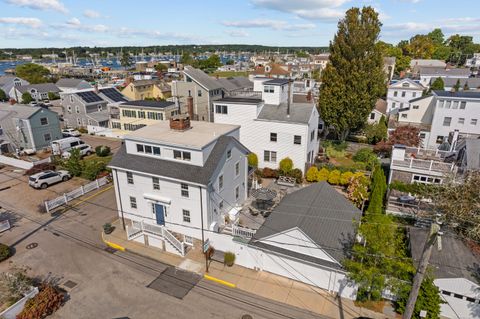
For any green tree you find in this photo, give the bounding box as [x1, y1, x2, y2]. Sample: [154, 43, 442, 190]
[431, 45, 451, 61]
[180, 52, 194, 65]
[453, 79, 461, 92]
[279, 157, 293, 175]
[0, 89, 7, 102]
[225, 59, 235, 65]
[346, 173, 370, 208]
[364, 117, 387, 145]
[429, 77, 444, 92]
[366, 165, 387, 215]
[247, 153, 258, 168]
[318, 6, 385, 139]
[406, 35, 435, 59]
[463, 81, 470, 91]
[48, 92, 59, 100]
[15, 63, 50, 84]
[21, 92, 33, 104]
[120, 51, 131, 69]
[427, 28, 445, 46]
[306, 166, 319, 182]
[63, 148, 83, 177]
[195, 54, 222, 72]
[396, 274, 443, 319]
[154, 63, 168, 72]
[296, 51, 309, 58]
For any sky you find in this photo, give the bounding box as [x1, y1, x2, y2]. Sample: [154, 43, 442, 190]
[0, 0, 479, 49]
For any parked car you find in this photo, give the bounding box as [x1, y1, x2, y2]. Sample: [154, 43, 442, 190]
[51, 137, 84, 155]
[29, 101, 38, 106]
[62, 144, 93, 159]
[62, 128, 81, 137]
[28, 170, 71, 189]
[398, 194, 416, 204]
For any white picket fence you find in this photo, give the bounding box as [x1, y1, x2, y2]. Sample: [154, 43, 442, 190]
[44, 176, 109, 213]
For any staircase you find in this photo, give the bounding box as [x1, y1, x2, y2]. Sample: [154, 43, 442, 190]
[126, 221, 185, 256]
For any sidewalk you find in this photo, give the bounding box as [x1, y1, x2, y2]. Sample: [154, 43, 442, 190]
[104, 219, 392, 319]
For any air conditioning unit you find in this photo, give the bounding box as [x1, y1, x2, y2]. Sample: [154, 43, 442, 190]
[209, 222, 219, 233]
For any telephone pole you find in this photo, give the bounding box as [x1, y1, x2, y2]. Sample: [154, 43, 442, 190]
[403, 221, 441, 319]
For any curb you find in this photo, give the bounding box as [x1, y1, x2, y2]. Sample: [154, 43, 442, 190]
[204, 274, 236, 288]
[101, 232, 126, 252]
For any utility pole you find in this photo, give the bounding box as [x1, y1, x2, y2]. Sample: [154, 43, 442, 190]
[403, 221, 441, 319]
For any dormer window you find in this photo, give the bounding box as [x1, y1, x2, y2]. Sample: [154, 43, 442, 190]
[173, 150, 191, 161]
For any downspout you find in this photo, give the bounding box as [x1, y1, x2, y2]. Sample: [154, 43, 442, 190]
[114, 169, 126, 230]
[199, 185, 208, 272]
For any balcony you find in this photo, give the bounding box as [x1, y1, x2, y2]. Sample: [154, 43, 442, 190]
[227, 90, 262, 99]
[391, 157, 456, 173]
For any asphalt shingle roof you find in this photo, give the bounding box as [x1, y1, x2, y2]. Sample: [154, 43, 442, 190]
[56, 78, 90, 88]
[183, 66, 222, 91]
[433, 90, 480, 99]
[430, 77, 480, 89]
[257, 102, 314, 124]
[0, 103, 41, 119]
[264, 78, 290, 86]
[250, 182, 362, 269]
[16, 83, 60, 94]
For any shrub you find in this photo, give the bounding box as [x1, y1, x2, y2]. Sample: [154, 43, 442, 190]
[47, 92, 60, 100]
[353, 148, 379, 170]
[262, 167, 279, 179]
[327, 169, 341, 185]
[17, 284, 64, 319]
[0, 243, 11, 262]
[0, 267, 33, 305]
[25, 163, 56, 176]
[22, 92, 33, 104]
[340, 171, 354, 186]
[95, 145, 111, 157]
[247, 153, 258, 168]
[82, 160, 106, 180]
[103, 223, 114, 234]
[305, 166, 319, 182]
[0, 89, 7, 102]
[63, 148, 83, 176]
[37, 203, 47, 214]
[287, 168, 303, 184]
[279, 157, 293, 175]
[77, 127, 88, 134]
[323, 140, 348, 158]
[224, 252, 236, 267]
[317, 167, 330, 181]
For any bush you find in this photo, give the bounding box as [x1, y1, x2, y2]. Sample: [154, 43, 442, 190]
[25, 163, 56, 176]
[63, 148, 83, 176]
[323, 140, 348, 158]
[0, 88, 7, 102]
[37, 203, 47, 214]
[77, 127, 88, 134]
[95, 145, 111, 157]
[287, 168, 303, 184]
[262, 167, 279, 179]
[103, 223, 114, 234]
[353, 148, 379, 170]
[247, 153, 258, 168]
[327, 169, 341, 185]
[22, 92, 33, 104]
[317, 167, 330, 181]
[47, 92, 60, 100]
[340, 171, 354, 185]
[224, 252, 236, 267]
[0, 243, 11, 262]
[306, 166, 319, 182]
[279, 157, 293, 175]
[82, 160, 106, 180]
[17, 284, 64, 319]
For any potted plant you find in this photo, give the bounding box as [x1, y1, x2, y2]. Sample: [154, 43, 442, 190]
[224, 252, 235, 267]
[103, 223, 114, 234]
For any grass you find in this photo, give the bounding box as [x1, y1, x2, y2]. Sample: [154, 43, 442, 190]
[210, 70, 249, 78]
[83, 153, 113, 165]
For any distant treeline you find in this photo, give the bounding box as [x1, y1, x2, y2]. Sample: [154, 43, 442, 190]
[0, 45, 329, 60]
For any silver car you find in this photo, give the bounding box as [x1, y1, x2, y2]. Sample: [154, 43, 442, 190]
[28, 170, 71, 189]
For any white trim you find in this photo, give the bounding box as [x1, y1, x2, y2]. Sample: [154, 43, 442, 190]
[144, 193, 171, 205]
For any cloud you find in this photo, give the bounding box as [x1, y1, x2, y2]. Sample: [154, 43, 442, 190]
[0, 17, 43, 28]
[63, 18, 108, 32]
[251, 0, 347, 21]
[225, 30, 249, 37]
[117, 27, 197, 42]
[83, 9, 101, 19]
[398, 0, 421, 3]
[5, 0, 68, 13]
[222, 19, 316, 31]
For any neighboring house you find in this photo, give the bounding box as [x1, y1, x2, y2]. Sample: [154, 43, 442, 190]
[429, 77, 480, 91]
[0, 102, 62, 152]
[311, 54, 329, 70]
[409, 227, 480, 319]
[108, 117, 249, 256]
[455, 138, 480, 173]
[97, 87, 129, 105]
[386, 78, 425, 113]
[213, 77, 319, 173]
[172, 66, 224, 122]
[61, 90, 109, 129]
[251, 63, 291, 79]
[383, 56, 396, 81]
[465, 53, 480, 68]
[56, 78, 92, 93]
[419, 67, 471, 88]
[216, 77, 253, 94]
[10, 83, 60, 103]
[368, 98, 387, 124]
[409, 59, 447, 73]
[0, 75, 29, 100]
[121, 79, 172, 101]
[397, 95, 435, 146]
[248, 181, 361, 299]
[111, 100, 178, 131]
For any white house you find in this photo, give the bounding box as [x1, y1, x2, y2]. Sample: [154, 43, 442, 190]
[368, 98, 387, 124]
[386, 79, 425, 114]
[108, 116, 250, 256]
[465, 53, 480, 68]
[0, 75, 29, 100]
[213, 78, 319, 173]
[419, 67, 471, 88]
[56, 78, 92, 93]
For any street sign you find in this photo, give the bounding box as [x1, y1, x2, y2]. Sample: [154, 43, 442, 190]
[203, 238, 210, 253]
[0, 219, 11, 233]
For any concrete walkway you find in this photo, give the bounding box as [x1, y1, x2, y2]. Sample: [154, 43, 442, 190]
[104, 219, 392, 319]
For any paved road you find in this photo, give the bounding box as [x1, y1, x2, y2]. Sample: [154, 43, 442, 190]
[0, 188, 325, 319]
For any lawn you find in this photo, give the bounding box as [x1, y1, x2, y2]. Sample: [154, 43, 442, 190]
[83, 153, 113, 165]
[211, 70, 249, 78]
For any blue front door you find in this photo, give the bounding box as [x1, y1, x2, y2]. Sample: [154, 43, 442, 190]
[154, 204, 165, 225]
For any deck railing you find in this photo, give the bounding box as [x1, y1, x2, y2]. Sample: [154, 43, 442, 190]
[232, 224, 256, 239]
[392, 158, 456, 173]
[127, 221, 185, 255]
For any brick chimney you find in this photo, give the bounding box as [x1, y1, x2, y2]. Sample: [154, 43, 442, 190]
[169, 114, 191, 131]
[9, 98, 16, 105]
[94, 82, 99, 94]
[187, 95, 194, 119]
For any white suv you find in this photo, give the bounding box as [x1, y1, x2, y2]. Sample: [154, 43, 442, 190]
[62, 128, 81, 137]
[28, 170, 71, 189]
[62, 144, 93, 159]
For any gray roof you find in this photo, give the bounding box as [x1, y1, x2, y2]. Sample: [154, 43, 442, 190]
[264, 78, 290, 86]
[464, 138, 480, 170]
[16, 83, 60, 94]
[183, 66, 222, 91]
[215, 97, 262, 104]
[0, 103, 41, 119]
[250, 182, 362, 269]
[409, 95, 432, 103]
[216, 77, 253, 92]
[430, 77, 480, 89]
[120, 100, 175, 109]
[0, 75, 18, 86]
[257, 102, 314, 124]
[433, 90, 480, 99]
[419, 67, 471, 77]
[56, 78, 90, 88]
[409, 227, 480, 282]
[109, 135, 249, 185]
[87, 111, 110, 123]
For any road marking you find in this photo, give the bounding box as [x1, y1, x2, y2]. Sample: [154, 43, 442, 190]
[101, 231, 126, 252]
[61, 185, 113, 212]
[204, 274, 236, 288]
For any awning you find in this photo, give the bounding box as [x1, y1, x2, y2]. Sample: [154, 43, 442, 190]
[143, 193, 171, 205]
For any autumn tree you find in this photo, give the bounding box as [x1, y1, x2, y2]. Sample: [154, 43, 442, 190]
[406, 35, 435, 59]
[374, 126, 421, 154]
[319, 6, 385, 139]
[15, 63, 50, 84]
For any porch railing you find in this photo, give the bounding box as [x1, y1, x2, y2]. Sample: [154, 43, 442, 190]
[127, 220, 185, 256]
[232, 224, 256, 239]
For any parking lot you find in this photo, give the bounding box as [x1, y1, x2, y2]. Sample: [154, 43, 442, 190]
[78, 134, 122, 154]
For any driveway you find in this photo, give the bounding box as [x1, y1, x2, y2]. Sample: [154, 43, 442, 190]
[79, 134, 122, 154]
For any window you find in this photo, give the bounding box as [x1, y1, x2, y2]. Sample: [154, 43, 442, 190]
[445, 101, 451, 109]
[153, 147, 160, 156]
[152, 177, 160, 190]
[173, 150, 191, 161]
[443, 117, 452, 126]
[460, 101, 466, 109]
[67, 105, 72, 113]
[436, 136, 444, 144]
[197, 89, 202, 97]
[392, 102, 396, 108]
[264, 150, 277, 163]
[401, 114, 407, 119]
[235, 186, 240, 200]
[182, 210, 191, 223]
[138, 111, 145, 118]
[401, 91, 406, 97]
[215, 104, 228, 114]
[70, 95, 74, 103]
[44, 133, 51, 142]
[438, 100, 444, 108]
[453, 101, 459, 109]
[126, 171, 133, 184]
[413, 174, 442, 184]
[130, 196, 137, 209]
[294, 135, 301, 145]
[402, 82, 409, 88]
[181, 183, 189, 197]
[412, 92, 417, 98]
[145, 145, 152, 154]
[98, 105, 103, 112]
[235, 162, 240, 176]
[219, 201, 224, 210]
[413, 105, 419, 109]
[264, 85, 274, 93]
[393, 91, 398, 97]
[400, 103, 404, 108]
[136, 144, 144, 152]
[40, 117, 48, 125]
[76, 106, 80, 113]
[419, 132, 426, 138]
[270, 132, 277, 142]
[458, 118, 465, 124]
[472, 119, 478, 125]
[218, 175, 224, 190]
[226, 149, 231, 159]
[310, 130, 315, 141]
[370, 113, 375, 120]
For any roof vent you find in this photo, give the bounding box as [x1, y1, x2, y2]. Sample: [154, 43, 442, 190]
[169, 114, 191, 131]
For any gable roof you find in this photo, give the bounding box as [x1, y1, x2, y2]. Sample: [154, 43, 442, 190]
[419, 67, 471, 77]
[56, 78, 90, 88]
[430, 77, 480, 89]
[0, 75, 23, 86]
[216, 77, 253, 92]
[389, 78, 424, 90]
[250, 182, 362, 269]
[0, 102, 42, 119]
[409, 95, 432, 103]
[375, 98, 387, 114]
[16, 83, 60, 94]
[253, 63, 290, 76]
[183, 66, 222, 91]
[108, 135, 249, 185]
[98, 87, 128, 103]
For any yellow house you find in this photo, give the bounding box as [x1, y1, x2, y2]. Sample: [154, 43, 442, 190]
[111, 100, 179, 131]
[121, 80, 172, 101]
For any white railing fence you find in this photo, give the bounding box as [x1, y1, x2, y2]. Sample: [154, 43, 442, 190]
[127, 220, 185, 255]
[232, 224, 257, 239]
[44, 176, 110, 213]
